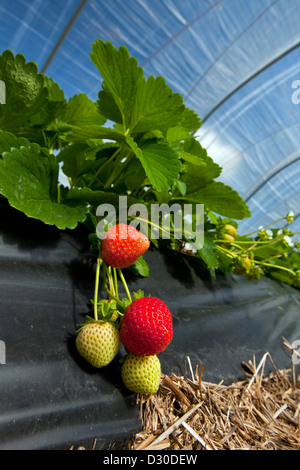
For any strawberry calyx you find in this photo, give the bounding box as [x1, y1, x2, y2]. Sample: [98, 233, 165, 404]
[233, 255, 252, 275]
[76, 316, 115, 332]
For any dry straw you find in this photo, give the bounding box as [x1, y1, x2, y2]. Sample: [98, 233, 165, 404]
[129, 338, 300, 450]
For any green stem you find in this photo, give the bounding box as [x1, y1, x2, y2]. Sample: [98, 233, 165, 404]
[241, 217, 286, 237]
[214, 239, 273, 244]
[253, 259, 296, 277]
[94, 258, 102, 321]
[215, 244, 236, 259]
[57, 184, 61, 204]
[113, 267, 119, 299]
[128, 215, 182, 242]
[87, 147, 121, 188]
[102, 262, 123, 307]
[118, 268, 132, 303]
[103, 145, 127, 189]
[108, 266, 116, 296]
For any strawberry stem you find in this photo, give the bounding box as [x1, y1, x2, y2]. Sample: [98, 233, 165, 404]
[113, 267, 119, 299]
[102, 261, 123, 307]
[94, 257, 102, 321]
[118, 268, 132, 303]
[107, 265, 115, 298]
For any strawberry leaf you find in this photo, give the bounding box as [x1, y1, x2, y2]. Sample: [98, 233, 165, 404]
[198, 232, 219, 276]
[181, 140, 222, 191]
[179, 107, 202, 132]
[129, 75, 185, 134]
[90, 40, 143, 129]
[127, 137, 181, 192]
[128, 256, 149, 277]
[60, 93, 106, 127]
[29, 75, 66, 128]
[66, 187, 136, 207]
[0, 144, 89, 229]
[97, 84, 123, 124]
[0, 50, 65, 131]
[65, 125, 126, 144]
[0, 130, 33, 152]
[181, 181, 251, 220]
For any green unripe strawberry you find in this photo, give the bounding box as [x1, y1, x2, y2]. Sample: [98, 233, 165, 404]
[218, 224, 237, 242]
[223, 233, 235, 242]
[224, 224, 237, 239]
[121, 353, 161, 394]
[233, 256, 252, 275]
[76, 321, 120, 368]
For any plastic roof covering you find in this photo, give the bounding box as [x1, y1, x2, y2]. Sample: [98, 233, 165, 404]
[0, 0, 300, 239]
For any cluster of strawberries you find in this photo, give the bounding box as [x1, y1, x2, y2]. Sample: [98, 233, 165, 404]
[75, 224, 173, 395]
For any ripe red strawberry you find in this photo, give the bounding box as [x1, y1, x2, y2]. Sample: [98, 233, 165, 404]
[120, 297, 173, 356]
[101, 224, 150, 269]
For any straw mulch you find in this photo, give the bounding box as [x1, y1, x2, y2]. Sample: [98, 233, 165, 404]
[129, 338, 300, 450]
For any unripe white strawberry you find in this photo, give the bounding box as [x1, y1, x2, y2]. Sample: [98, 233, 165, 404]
[121, 353, 161, 394]
[76, 321, 120, 368]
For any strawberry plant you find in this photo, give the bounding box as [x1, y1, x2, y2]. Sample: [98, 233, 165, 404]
[76, 223, 172, 394]
[0, 40, 299, 394]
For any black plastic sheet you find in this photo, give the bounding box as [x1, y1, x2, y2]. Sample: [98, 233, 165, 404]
[1, 202, 300, 450]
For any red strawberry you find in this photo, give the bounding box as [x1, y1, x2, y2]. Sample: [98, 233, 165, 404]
[101, 224, 150, 269]
[120, 297, 173, 356]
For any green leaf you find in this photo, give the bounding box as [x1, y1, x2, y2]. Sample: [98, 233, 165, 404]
[175, 179, 187, 196]
[0, 50, 48, 131]
[58, 143, 98, 180]
[121, 157, 146, 191]
[66, 125, 126, 143]
[166, 126, 193, 144]
[61, 93, 106, 127]
[28, 75, 67, 128]
[176, 148, 206, 167]
[198, 232, 219, 275]
[0, 130, 35, 153]
[127, 137, 181, 191]
[0, 144, 89, 229]
[66, 187, 137, 208]
[179, 107, 202, 132]
[90, 40, 143, 129]
[97, 83, 123, 124]
[129, 75, 185, 134]
[128, 256, 149, 277]
[181, 139, 222, 191]
[182, 182, 251, 220]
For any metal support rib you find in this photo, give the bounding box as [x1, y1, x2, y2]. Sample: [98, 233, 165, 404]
[245, 156, 300, 202]
[202, 41, 300, 123]
[41, 0, 89, 74]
